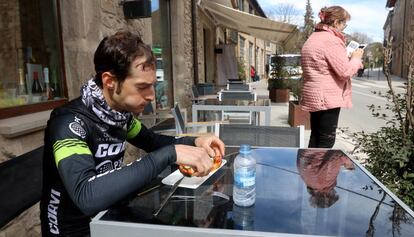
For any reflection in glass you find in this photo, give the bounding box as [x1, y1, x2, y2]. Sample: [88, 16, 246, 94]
[297, 149, 354, 208]
[151, 0, 171, 109]
[99, 148, 414, 236]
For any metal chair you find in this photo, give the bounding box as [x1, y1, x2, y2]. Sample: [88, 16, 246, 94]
[226, 83, 250, 91]
[191, 85, 217, 104]
[227, 78, 243, 84]
[218, 90, 257, 101]
[0, 146, 43, 227]
[171, 103, 224, 136]
[136, 103, 175, 132]
[215, 124, 305, 148]
[218, 91, 257, 124]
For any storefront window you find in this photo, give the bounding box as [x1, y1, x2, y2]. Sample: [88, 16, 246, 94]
[151, 0, 172, 110]
[238, 0, 245, 11]
[239, 36, 245, 59]
[0, 0, 65, 117]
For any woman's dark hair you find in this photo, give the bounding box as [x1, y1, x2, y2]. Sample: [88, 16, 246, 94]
[93, 31, 156, 88]
[318, 6, 351, 26]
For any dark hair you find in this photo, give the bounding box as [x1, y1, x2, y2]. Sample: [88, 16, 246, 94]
[93, 31, 156, 88]
[319, 6, 351, 26]
[307, 187, 339, 208]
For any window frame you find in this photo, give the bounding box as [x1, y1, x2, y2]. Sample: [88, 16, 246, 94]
[0, 0, 68, 119]
[239, 36, 245, 59]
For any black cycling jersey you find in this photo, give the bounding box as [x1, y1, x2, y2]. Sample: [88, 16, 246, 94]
[40, 97, 195, 236]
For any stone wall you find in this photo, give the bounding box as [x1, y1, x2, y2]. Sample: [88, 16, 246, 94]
[0, 1, 20, 90]
[60, 0, 151, 100]
[0, 1, 151, 236]
[171, 0, 194, 109]
[197, 9, 216, 84]
[389, 0, 414, 78]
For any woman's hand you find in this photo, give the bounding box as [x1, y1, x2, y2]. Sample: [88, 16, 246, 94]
[351, 48, 364, 60]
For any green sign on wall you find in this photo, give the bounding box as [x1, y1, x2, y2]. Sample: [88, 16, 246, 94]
[152, 47, 162, 54]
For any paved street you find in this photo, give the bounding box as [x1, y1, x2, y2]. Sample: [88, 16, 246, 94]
[250, 68, 406, 161]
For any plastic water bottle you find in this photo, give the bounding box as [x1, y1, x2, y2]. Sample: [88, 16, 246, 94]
[233, 144, 256, 207]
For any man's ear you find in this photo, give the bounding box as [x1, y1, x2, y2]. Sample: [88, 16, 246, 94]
[102, 72, 115, 90]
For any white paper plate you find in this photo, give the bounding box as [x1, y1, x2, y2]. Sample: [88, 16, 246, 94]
[161, 159, 227, 189]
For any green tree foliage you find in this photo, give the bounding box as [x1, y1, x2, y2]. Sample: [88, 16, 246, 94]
[303, 0, 314, 41]
[353, 40, 414, 209]
[368, 42, 385, 68]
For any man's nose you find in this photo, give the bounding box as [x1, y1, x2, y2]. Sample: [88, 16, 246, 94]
[146, 86, 155, 101]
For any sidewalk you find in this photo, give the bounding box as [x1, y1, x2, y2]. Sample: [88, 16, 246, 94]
[354, 67, 405, 82]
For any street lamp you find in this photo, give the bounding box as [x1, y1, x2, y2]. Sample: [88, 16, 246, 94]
[366, 52, 373, 78]
[375, 57, 380, 80]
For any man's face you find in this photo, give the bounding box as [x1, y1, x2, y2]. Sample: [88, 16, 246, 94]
[110, 58, 156, 114]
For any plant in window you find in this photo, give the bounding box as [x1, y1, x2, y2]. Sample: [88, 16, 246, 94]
[237, 58, 247, 80]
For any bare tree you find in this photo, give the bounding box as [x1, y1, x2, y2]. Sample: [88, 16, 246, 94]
[265, 3, 301, 24]
[348, 32, 373, 44]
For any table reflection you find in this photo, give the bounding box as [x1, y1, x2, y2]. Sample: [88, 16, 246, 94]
[297, 149, 354, 208]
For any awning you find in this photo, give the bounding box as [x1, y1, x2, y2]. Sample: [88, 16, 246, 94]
[198, 0, 299, 46]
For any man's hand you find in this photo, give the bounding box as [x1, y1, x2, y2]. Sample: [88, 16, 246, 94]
[175, 145, 213, 177]
[194, 135, 225, 158]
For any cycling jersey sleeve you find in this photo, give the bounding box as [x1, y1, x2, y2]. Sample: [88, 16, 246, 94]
[126, 117, 196, 151]
[48, 114, 179, 216]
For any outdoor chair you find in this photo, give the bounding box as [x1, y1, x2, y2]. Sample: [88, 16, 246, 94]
[215, 124, 305, 148]
[0, 146, 43, 228]
[217, 91, 257, 124]
[226, 83, 250, 91]
[218, 90, 257, 101]
[227, 78, 243, 84]
[137, 103, 173, 120]
[137, 103, 192, 135]
[191, 85, 217, 104]
[171, 103, 227, 136]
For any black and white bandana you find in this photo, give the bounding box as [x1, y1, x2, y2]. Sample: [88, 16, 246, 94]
[80, 78, 131, 128]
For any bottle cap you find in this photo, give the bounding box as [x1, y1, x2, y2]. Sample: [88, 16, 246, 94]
[239, 144, 251, 153]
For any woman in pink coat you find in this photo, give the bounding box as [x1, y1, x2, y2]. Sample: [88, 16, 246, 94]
[301, 6, 364, 148]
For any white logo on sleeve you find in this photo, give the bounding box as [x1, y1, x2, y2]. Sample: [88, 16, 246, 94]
[69, 122, 86, 138]
[95, 142, 125, 158]
[48, 189, 61, 234]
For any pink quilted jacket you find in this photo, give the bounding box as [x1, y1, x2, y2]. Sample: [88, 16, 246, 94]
[300, 26, 363, 112]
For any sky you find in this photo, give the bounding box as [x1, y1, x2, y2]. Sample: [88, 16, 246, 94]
[257, 0, 390, 42]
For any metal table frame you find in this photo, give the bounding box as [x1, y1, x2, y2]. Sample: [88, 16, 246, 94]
[90, 148, 414, 237]
[91, 210, 324, 237]
[192, 103, 271, 126]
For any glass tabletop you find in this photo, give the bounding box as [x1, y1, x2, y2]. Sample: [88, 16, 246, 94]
[99, 148, 414, 236]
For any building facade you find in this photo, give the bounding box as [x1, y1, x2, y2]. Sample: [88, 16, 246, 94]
[0, 0, 278, 235]
[385, 0, 414, 78]
[234, 0, 266, 81]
